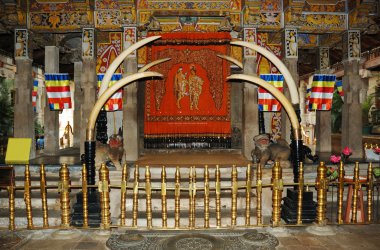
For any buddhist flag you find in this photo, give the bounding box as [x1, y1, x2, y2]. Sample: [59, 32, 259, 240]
[32, 79, 38, 111]
[305, 88, 311, 112]
[258, 74, 284, 111]
[97, 74, 123, 111]
[336, 80, 344, 98]
[309, 74, 336, 111]
[45, 73, 72, 110]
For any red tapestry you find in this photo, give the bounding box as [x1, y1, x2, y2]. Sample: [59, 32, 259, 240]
[144, 32, 231, 139]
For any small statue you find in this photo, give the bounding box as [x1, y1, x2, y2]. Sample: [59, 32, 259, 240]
[251, 134, 291, 167]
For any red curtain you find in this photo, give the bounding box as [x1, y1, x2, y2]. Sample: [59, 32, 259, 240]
[144, 32, 231, 139]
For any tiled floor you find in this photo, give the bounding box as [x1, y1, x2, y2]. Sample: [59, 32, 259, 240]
[1, 224, 380, 250]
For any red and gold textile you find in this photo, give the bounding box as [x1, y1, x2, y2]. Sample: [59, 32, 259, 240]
[144, 32, 231, 141]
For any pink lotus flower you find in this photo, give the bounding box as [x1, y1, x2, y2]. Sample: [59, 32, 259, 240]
[373, 147, 380, 155]
[342, 147, 352, 156]
[330, 155, 341, 164]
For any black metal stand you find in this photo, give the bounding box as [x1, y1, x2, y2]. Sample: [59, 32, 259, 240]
[96, 110, 108, 144]
[71, 140, 101, 227]
[281, 189, 316, 224]
[258, 111, 265, 134]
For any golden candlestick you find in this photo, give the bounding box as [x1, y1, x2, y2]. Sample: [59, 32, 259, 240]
[120, 163, 128, 226]
[256, 163, 263, 226]
[99, 163, 111, 229]
[351, 162, 360, 223]
[145, 166, 152, 229]
[271, 162, 283, 227]
[316, 162, 327, 225]
[24, 164, 33, 229]
[175, 166, 181, 228]
[215, 165, 221, 227]
[231, 165, 238, 227]
[245, 164, 252, 226]
[132, 165, 139, 227]
[367, 162, 373, 223]
[161, 166, 167, 228]
[40, 164, 49, 228]
[297, 162, 304, 225]
[82, 164, 88, 228]
[59, 163, 71, 228]
[8, 185, 15, 230]
[204, 165, 210, 228]
[337, 161, 345, 224]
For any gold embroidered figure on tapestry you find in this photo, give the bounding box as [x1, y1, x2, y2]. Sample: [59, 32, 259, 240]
[188, 65, 204, 111]
[174, 67, 188, 109]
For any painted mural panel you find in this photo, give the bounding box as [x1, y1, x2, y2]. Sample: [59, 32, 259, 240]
[14, 29, 28, 58]
[284, 28, 298, 58]
[298, 34, 318, 48]
[137, 0, 242, 11]
[82, 28, 95, 59]
[244, 28, 257, 57]
[96, 32, 123, 74]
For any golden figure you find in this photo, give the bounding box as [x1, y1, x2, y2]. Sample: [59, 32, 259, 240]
[82, 30, 92, 57]
[188, 65, 203, 110]
[174, 67, 188, 109]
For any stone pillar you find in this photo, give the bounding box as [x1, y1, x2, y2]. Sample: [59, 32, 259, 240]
[43, 46, 60, 155]
[315, 47, 332, 157]
[242, 57, 259, 160]
[73, 61, 83, 149]
[281, 29, 299, 143]
[122, 58, 138, 162]
[341, 30, 363, 159]
[13, 58, 36, 158]
[80, 59, 97, 155]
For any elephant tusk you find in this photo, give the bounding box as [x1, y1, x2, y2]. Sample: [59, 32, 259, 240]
[138, 58, 171, 73]
[216, 54, 243, 69]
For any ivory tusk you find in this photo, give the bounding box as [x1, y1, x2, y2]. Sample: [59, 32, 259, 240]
[138, 58, 171, 73]
[87, 71, 163, 140]
[98, 36, 161, 96]
[216, 55, 243, 69]
[227, 74, 300, 132]
[230, 41, 299, 105]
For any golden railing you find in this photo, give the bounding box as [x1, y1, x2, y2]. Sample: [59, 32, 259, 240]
[1, 161, 380, 230]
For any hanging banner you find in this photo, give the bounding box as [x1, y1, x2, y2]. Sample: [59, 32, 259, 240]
[45, 73, 72, 110]
[32, 79, 38, 111]
[144, 32, 231, 148]
[258, 74, 283, 111]
[309, 74, 336, 111]
[97, 73, 123, 111]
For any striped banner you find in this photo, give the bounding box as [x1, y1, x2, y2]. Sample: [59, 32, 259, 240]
[309, 74, 336, 111]
[258, 74, 284, 111]
[336, 80, 344, 98]
[45, 73, 72, 110]
[305, 88, 311, 112]
[97, 74, 123, 111]
[32, 79, 38, 111]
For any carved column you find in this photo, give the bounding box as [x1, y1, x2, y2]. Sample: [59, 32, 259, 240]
[282, 28, 299, 143]
[242, 57, 259, 160]
[73, 61, 83, 149]
[13, 58, 35, 158]
[43, 46, 59, 155]
[341, 30, 364, 158]
[122, 27, 139, 161]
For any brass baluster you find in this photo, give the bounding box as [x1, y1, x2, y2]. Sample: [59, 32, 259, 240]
[367, 162, 373, 223]
[315, 162, 328, 225]
[120, 163, 128, 226]
[271, 162, 283, 227]
[161, 166, 167, 228]
[8, 185, 15, 230]
[82, 164, 88, 228]
[231, 165, 238, 227]
[337, 161, 345, 224]
[98, 163, 111, 229]
[189, 167, 194, 228]
[59, 163, 71, 228]
[245, 164, 252, 226]
[40, 164, 49, 228]
[297, 162, 304, 225]
[256, 163, 263, 226]
[175, 166, 181, 228]
[351, 162, 360, 223]
[192, 167, 196, 228]
[24, 164, 33, 229]
[204, 165, 210, 228]
[145, 166, 152, 229]
[215, 165, 221, 227]
[132, 165, 139, 227]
